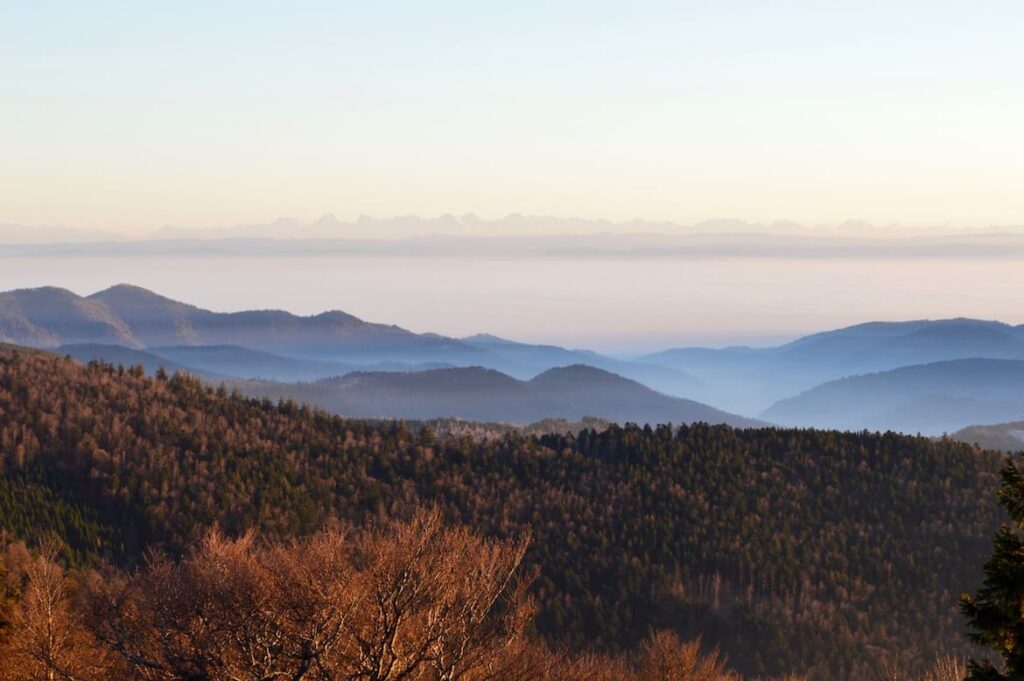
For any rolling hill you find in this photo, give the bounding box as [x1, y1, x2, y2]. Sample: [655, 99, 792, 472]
[146, 344, 358, 381]
[0, 287, 138, 347]
[0, 285, 703, 398]
[14, 285, 1024, 434]
[235, 363, 759, 427]
[644, 318, 1024, 414]
[0, 284, 477, 362]
[762, 358, 1024, 434]
[460, 333, 704, 395]
[88, 284, 473, 360]
[952, 420, 1024, 452]
[0, 345, 1005, 678]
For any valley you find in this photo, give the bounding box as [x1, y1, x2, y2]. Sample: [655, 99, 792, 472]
[5, 284, 1024, 440]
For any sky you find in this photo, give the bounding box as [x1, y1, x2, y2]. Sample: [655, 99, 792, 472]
[3, 2, 1024, 349]
[4, 251, 1024, 353]
[3, 1, 1024, 232]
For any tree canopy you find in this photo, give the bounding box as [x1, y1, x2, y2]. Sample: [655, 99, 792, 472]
[0, 348, 1007, 679]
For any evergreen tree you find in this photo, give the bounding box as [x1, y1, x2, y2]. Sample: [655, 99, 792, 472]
[962, 457, 1024, 680]
[0, 348, 1008, 678]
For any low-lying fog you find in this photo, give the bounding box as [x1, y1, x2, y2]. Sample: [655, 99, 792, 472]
[4, 250, 1023, 354]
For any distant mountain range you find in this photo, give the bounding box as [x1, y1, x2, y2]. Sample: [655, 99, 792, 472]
[645, 318, 1024, 414]
[89, 284, 468, 360]
[0, 284, 702, 394]
[233, 364, 759, 428]
[457, 334, 704, 395]
[54, 344, 753, 428]
[761, 358, 1024, 435]
[11, 231, 1024, 263]
[9, 215, 1013, 244]
[0, 284, 519, 361]
[6, 284, 1024, 433]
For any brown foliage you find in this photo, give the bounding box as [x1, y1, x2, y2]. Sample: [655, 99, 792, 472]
[0, 542, 117, 680]
[546, 629, 805, 681]
[0, 349, 1003, 677]
[340, 510, 536, 681]
[0, 512, 811, 681]
[876, 655, 967, 681]
[634, 630, 738, 681]
[84, 509, 535, 681]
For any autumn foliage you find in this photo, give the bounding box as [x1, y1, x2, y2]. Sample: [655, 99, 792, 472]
[0, 510, 798, 681]
[0, 348, 999, 677]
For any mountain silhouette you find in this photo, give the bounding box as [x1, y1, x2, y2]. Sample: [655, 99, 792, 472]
[762, 358, 1024, 434]
[236, 363, 758, 427]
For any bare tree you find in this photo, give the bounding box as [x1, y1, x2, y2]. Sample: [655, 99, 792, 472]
[554, 651, 633, 681]
[260, 530, 360, 679]
[1, 542, 115, 681]
[86, 510, 534, 681]
[634, 631, 738, 681]
[87, 528, 359, 680]
[3, 519, 814, 681]
[337, 509, 534, 681]
[876, 655, 967, 681]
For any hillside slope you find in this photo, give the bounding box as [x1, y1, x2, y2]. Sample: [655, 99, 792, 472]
[0, 287, 139, 348]
[0, 284, 475, 362]
[953, 420, 1024, 452]
[461, 334, 705, 395]
[762, 358, 1024, 434]
[88, 284, 471, 359]
[644, 318, 1024, 414]
[58, 343, 200, 377]
[0, 285, 704, 399]
[237, 364, 759, 427]
[0, 346, 1004, 679]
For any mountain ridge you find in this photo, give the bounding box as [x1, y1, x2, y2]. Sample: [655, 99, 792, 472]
[0, 345, 1004, 678]
[643, 317, 1024, 414]
[0, 285, 705, 398]
[234, 363, 759, 428]
[9, 284, 1024, 432]
[762, 358, 1024, 434]
[1, 284, 474, 362]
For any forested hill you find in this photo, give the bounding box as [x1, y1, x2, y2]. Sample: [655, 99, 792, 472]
[0, 346, 1006, 679]
[232, 363, 757, 427]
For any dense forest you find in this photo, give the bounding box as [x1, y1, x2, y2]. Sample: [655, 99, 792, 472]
[1, 509, 822, 680]
[0, 347, 1007, 678]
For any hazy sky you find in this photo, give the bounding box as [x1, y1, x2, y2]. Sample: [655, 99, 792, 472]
[3, 1, 1024, 232]
[4, 252, 1024, 352]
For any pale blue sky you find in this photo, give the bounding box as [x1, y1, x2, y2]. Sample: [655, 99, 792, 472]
[3, 1, 1024, 231]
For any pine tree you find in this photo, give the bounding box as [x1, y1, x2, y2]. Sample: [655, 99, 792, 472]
[961, 456, 1024, 680]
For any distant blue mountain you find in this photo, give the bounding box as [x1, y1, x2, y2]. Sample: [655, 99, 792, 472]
[459, 334, 704, 396]
[13, 285, 1024, 431]
[643, 318, 1024, 413]
[762, 358, 1024, 435]
[237, 364, 759, 428]
[147, 345, 358, 382]
[0, 285, 704, 399]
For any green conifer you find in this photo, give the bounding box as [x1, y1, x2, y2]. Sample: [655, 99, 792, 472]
[962, 456, 1024, 680]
